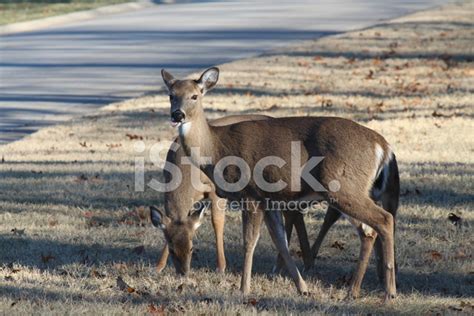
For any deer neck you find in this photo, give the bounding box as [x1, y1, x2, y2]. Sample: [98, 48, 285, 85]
[178, 109, 220, 164]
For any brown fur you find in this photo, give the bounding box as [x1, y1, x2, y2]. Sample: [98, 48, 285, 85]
[161, 67, 399, 301]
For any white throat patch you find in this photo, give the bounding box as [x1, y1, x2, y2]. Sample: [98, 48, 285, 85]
[179, 122, 192, 137]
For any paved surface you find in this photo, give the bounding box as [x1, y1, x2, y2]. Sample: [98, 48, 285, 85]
[0, 0, 449, 144]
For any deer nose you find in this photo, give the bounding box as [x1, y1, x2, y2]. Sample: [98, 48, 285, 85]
[171, 110, 185, 123]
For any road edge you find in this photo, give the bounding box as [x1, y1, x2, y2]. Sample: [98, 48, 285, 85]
[0, 0, 157, 36]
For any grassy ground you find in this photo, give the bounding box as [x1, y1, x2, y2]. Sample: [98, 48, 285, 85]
[0, 1, 473, 314]
[0, 0, 133, 25]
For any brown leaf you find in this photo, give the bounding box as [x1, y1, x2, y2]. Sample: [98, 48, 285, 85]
[75, 174, 88, 183]
[90, 269, 106, 279]
[432, 110, 454, 118]
[116, 276, 135, 293]
[48, 219, 58, 227]
[135, 206, 149, 221]
[297, 60, 310, 67]
[346, 57, 356, 64]
[365, 70, 374, 80]
[245, 298, 258, 306]
[106, 143, 122, 149]
[454, 250, 468, 260]
[147, 303, 165, 315]
[126, 133, 143, 140]
[428, 250, 443, 261]
[79, 141, 88, 147]
[41, 254, 55, 264]
[331, 241, 345, 250]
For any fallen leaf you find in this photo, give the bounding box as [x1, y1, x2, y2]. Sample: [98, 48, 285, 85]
[454, 250, 468, 260]
[90, 269, 106, 279]
[75, 174, 88, 182]
[106, 143, 122, 148]
[147, 303, 165, 315]
[41, 254, 55, 264]
[116, 276, 135, 293]
[432, 110, 454, 118]
[331, 241, 345, 250]
[245, 298, 258, 306]
[365, 70, 374, 80]
[428, 250, 443, 261]
[79, 141, 88, 147]
[48, 219, 58, 227]
[126, 133, 143, 140]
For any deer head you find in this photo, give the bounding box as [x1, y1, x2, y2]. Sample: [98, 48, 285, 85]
[161, 67, 219, 129]
[150, 205, 206, 275]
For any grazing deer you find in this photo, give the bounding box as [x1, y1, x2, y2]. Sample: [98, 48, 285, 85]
[150, 115, 314, 275]
[160, 67, 399, 301]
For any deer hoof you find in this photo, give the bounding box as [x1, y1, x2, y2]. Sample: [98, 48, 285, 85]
[384, 293, 396, 303]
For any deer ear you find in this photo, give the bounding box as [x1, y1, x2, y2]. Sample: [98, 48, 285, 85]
[150, 206, 170, 230]
[161, 69, 176, 91]
[196, 67, 219, 95]
[189, 204, 207, 230]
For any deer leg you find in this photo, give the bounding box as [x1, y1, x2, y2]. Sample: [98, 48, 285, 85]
[375, 186, 399, 284]
[348, 224, 377, 299]
[273, 211, 296, 274]
[331, 195, 396, 302]
[264, 210, 308, 295]
[310, 206, 341, 262]
[156, 243, 169, 273]
[292, 211, 312, 271]
[240, 207, 264, 295]
[210, 191, 227, 273]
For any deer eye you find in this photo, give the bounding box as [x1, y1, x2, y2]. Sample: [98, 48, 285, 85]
[191, 95, 198, 100]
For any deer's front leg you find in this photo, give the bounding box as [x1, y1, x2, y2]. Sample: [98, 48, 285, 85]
[210, 191, 227, 273]
[240, 207, 264, 295]
[264, 210, 308, 295]
[310, 207, 341, 263]
[156, 243, 169, 273]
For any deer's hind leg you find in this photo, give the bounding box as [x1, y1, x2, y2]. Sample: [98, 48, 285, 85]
[347, 220, 378, 299]
[330, 194, 396, 302]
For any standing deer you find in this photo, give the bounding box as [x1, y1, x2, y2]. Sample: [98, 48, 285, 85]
[150, 115, 313, 275]
[160, 67, 399, 301]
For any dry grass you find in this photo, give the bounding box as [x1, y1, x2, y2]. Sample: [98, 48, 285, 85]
[1, 2, 473, 314]
[0, 0, 132, 25]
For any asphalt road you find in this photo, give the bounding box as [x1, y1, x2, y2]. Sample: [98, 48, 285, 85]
[0, 0, 449, 144]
